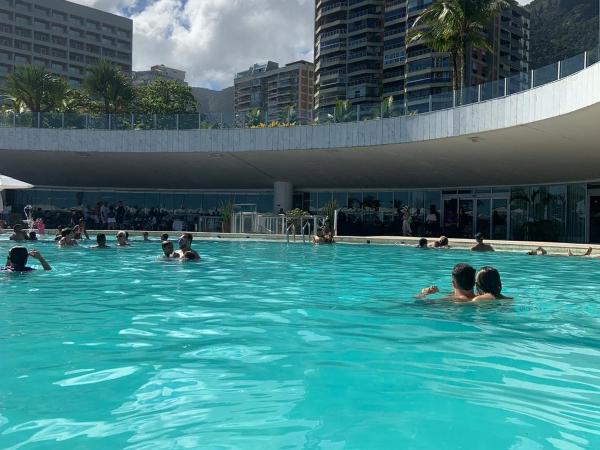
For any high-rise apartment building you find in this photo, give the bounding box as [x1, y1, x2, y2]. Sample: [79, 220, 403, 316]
[133, 64, 187, 86]
[234, 60, 314, 123]
[0, 0, 132, 86]
[314, 0, 529, 116]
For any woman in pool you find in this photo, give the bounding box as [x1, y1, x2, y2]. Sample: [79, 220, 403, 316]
[472, 267, 512, 301]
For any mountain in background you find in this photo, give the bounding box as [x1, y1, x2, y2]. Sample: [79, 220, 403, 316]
[191, 86, 234, 116]
[528, 0, 599, 68]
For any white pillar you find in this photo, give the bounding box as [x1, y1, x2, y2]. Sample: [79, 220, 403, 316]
[273, 181, 293, 214]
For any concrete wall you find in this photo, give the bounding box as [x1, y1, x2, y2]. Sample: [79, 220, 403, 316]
[0, 62, 599, 155]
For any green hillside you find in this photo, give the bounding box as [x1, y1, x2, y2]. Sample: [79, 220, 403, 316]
[528, 0, 599, 68]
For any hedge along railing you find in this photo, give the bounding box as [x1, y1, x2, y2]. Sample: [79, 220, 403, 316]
[0, 47, 598, 131]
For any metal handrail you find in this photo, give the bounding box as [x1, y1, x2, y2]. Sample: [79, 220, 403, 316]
[301, 221, 312, 243]
[286, 223, 296, 243]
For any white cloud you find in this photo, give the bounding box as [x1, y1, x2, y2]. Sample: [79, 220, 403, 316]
[70, 0, 532, 89]
[70, 0, 314, 89]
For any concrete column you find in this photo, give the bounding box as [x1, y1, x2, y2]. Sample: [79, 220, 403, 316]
[273, 181, 293, 214]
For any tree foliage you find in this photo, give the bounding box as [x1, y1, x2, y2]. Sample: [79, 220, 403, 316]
[134, 78, 197, 114]
[1, 65, 69, 112]
[408, 0, 514, 91]
[83, 59, 134, 114]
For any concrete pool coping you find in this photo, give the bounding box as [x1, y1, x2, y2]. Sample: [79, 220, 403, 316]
[39, 230, 598, 257]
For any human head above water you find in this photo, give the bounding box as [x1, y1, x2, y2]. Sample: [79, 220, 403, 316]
[161, 233, 169, 241]
[418, 238, 428, 248]
[161, 240, 173, 255]
[96, 233, 106, 245]
[61, 228, 74, 238]
[178, 233, 193, 249]
[452, 263, 476, 292]
[476, 266, 503, 297]
[475, 232, 484, 243]
[8, 246, 28, 268]
[116, 231, 127, 244]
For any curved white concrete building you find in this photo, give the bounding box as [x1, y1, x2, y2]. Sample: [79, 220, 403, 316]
[1, 55, 600, 243]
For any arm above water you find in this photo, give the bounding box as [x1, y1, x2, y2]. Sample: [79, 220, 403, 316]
[29, 250, 51, 271]
[416, 285, 439, 299]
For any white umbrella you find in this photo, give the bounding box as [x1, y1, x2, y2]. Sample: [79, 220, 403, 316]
[0, 174, 33, 190]
[0, 174, 33, 213]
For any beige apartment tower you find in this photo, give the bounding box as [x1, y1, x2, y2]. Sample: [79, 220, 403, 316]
[314, 0, 529, 117]
[234, 60, 314, 123]
[0, 0, 132, 86]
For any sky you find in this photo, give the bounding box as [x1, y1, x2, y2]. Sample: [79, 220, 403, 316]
[71, 0, 532, 91]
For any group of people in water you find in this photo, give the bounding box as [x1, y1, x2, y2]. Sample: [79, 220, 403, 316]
[2, 222, 597, 305]
[3, 227, 201, 273]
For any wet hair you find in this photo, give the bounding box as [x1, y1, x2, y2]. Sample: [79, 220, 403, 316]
[143, 232, 149, 236]
[61, 228, 73, 237]
[96, 233, 106, 244]
[161, 240, 173, 250]
[475, 232, 484, 242]
[13, 224, 23, 232]
[8, 247, 28, 268]
[418, 238, 428, 248]
[29, 231, 37, 240]
[452, 263, 476, 291]
[161, 233, 169, 241]
[438, 236, 448, 246]
[476, 267, 503, 297]
[184, 233, 193, 242]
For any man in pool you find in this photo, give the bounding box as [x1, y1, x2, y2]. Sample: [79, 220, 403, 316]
[415, 238, 429, 249]
[417, 263, 476, 302]
[58, 228, 78, 247]
[9, 224, 29, 241]
[471, 233, 495, 252]
[430, 236, 449, 248]
[3, 246, 51, 271]
[92, 233, 110, 248]
[142, 232, 150, 241]
[175, 233, 200, 260]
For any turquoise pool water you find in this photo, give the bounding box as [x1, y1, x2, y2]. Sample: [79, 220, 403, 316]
[1, 237, 599, 449]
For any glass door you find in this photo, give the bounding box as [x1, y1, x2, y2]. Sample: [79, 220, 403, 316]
[476, 199, 491, 238]
[590, 196, 600, 243]
[457, 199, 474, 237]
[491, 198, 509, 240]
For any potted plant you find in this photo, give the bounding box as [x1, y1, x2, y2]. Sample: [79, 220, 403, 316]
[220, 201, 233, 233]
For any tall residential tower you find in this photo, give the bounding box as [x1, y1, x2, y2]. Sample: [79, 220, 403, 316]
[0, 0, 132, 86]
[314, 0, 529, 117]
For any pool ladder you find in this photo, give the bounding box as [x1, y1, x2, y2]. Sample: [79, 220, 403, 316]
[286, 222, 312, 243]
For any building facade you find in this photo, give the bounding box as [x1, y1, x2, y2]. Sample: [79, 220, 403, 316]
[314, 0, 529, 116]
[0, 0, 132, 86]
[234, 60, 314, 123]
[133, 64, 187, 86]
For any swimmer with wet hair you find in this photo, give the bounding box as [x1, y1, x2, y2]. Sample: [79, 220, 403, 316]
[527, 246, 547, 256]
[92, 233, 109, 248]
[161, 233, 169, 242]
[161, 240, 177, 259]
[58, 228, 78, 247]
[175, 233, 200, 260]
[142, 232, 150, 241]
[418, 263, 476, 302]
[3, 246, 51, 271]
[430, 236, 449, 248]
[415, 238, 429, 249]
[472, 266, 512, 301]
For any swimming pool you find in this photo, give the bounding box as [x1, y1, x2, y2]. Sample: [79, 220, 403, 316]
[1, 238, 599, 449]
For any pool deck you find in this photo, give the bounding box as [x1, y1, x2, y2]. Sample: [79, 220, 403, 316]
[75, 230, 599, 257]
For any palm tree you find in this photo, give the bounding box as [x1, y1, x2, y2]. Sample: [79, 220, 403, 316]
[83, 59, 134, 115]
[328, 99, 352, 123]
[1, 65, 69, 112]
[408, 0, 514, 92]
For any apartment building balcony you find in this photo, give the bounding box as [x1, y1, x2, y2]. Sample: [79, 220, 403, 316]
[316, 18, 347, 35]
[315, 29, 346, 47]
[316, 2, 346, 21]
[348, 51, 381, 63]
[347, 23, 382, 37]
